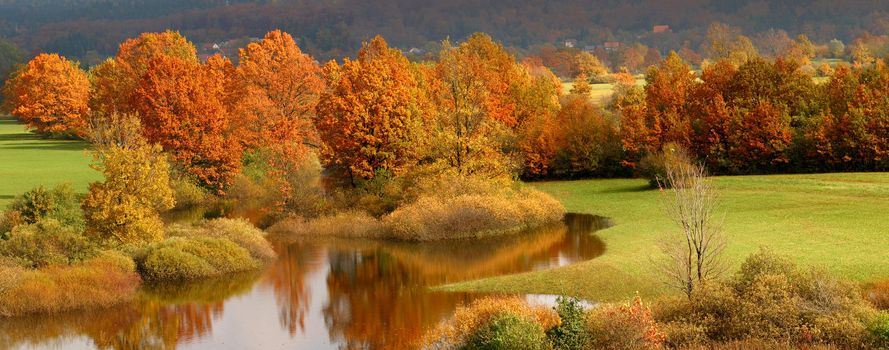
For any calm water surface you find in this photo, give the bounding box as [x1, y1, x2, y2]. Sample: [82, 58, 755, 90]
[0, 213, 609, 350]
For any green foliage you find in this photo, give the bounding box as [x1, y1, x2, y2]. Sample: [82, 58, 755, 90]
[867, 313, 889, 347]
[546, 297, 588, 350]
[135, 236, 259, 281]
[2, 184, 84, 234]
[463, 312, 551, 350]
[0, 219, 95, 268]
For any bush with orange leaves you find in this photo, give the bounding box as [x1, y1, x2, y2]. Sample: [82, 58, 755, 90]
[587, 296, 666, 350]
[423, 296, 559, 349]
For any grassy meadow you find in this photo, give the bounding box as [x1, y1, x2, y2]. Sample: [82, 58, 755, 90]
[440, 173, 889, 301]
[0, 115, 98, 207]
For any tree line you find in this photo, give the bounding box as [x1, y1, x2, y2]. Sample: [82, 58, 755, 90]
[4, 29, 889, 195]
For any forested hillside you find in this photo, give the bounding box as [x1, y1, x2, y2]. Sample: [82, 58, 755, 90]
[2, 0, 889, 62]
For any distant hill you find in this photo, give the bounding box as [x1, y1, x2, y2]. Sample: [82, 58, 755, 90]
[1, 0, 888, 62]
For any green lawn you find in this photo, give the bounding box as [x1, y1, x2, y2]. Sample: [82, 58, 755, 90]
[0, 115, 98, 207]
[439, 173, 889, 301]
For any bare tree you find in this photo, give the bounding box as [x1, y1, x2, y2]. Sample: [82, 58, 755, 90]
[656, 149, 727, 297]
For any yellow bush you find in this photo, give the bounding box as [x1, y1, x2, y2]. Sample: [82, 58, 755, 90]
[423, 296, 559, 349]
[383, 187, 564, 240]
[168, 218, 276, 261]
[0, 250, 140, 316]
[268, 211, 385, 239]
[82, 143, 175, 244]
[136, 237, 259, 281]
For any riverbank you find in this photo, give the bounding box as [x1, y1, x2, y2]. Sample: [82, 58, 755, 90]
[439, 173, 889, 301]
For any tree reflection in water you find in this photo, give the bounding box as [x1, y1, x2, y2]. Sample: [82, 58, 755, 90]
[0, 214, 608, 350]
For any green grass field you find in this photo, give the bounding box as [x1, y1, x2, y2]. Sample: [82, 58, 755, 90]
[440, 173, 889, 301]
[0, 115, 98, 207]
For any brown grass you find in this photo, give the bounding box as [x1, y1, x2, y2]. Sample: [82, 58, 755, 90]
[383, 187, 565, 241]
[0, 250, 140, 316]
[267, 211, 385, 239]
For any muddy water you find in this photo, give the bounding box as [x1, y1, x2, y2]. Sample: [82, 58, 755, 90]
[0, 214, 609, 350]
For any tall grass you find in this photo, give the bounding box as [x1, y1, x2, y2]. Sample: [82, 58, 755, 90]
[383, 187, 565, 240]
[0, 251, 140, 316]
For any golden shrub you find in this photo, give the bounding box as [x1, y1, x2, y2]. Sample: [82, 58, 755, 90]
[268, 211, 385, 239]
[0, 250, 140, 316]
[383, 187, 564, 241]
[423, 296, 559, 349]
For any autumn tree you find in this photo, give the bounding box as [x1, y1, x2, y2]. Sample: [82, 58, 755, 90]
[82, 113, 175, 244]
[426, 34, 525, 177]
[552, 96, 622, 177]
[569, 73, 592, 95]
[573, 51, 608, 81]
[3, 53, 90, 136]
[91, 31, 197, 115]
[704, 22, 758, 66]
[619, 52, 695, 167]
[515, 65, 562, 178]
[131, 55, 241, 192]
[236, 30, 325, 154]
[314, 36, 424, 184]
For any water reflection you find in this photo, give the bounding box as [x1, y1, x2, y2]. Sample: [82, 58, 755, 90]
[0, 214, 609, 350]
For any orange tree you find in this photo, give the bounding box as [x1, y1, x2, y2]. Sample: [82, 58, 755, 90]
[90, 31, 197, 116]
[235, 30, 325, 154]
[315, 36, 425, 185]
[131, 54, 241, 193]
[3, 53, 90, 136]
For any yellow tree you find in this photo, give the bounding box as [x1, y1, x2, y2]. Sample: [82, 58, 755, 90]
[82, 113, 175, 244]
[425, 35, 523, 177]
[315, 36, 424, 184]
[3, 53, 90, 136]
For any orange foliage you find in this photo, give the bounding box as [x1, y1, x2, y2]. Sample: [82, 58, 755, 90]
[3, 53, 90, 136]
[236, 30, 324, 153]
[92, 31, 197, 115]
[131, 55, 241, 192]
[314, 36, 423, 182]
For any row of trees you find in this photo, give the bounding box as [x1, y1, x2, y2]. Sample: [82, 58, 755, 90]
[7, 29, 889, 193]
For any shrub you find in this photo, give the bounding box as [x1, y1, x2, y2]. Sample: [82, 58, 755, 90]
[660, 321, 707, 348]
[546, 297, 588, 350]
[464, 312, 551, 350]
[167, 218, 276, 261]
[170, 176, 210, 207]
[0, 219, 95, 268]
[268, 211, 385, 239]
[2, 184, 84, 233]
[586, 296, 666, 350]
[423, 296, 559, 349]
[637, 143, 692, 188]
[135, 236, 259, 281]
[0, 250, 140, 316]
[868, 312, 889, 348]
[654, 248, 879, 347]
[383, 187, 564, 241]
